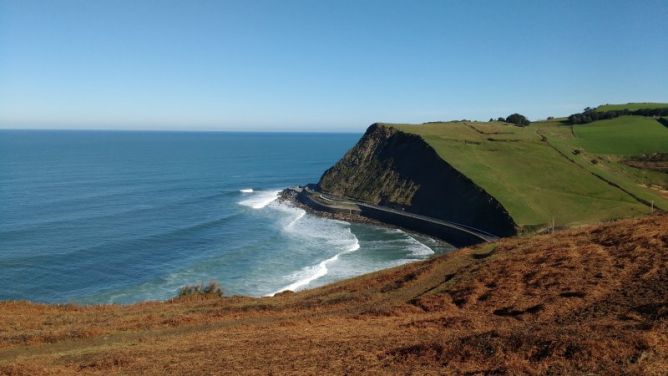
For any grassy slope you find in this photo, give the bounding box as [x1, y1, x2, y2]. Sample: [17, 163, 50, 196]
[0, 214, 666, 375]
[596, 102, 668, 111]
[394, 118, 668, 229]
[535, 118, 668, 212]
[573, 116, 668, 155]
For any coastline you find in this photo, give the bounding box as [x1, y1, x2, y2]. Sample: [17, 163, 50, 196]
[278, 187, 454, 250]
[278, 185, 496, 247]
[278, 188, 381, 225]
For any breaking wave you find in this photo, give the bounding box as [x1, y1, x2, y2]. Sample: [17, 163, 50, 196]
[238, 190, 280, 209]
[267, 202, 362, 295]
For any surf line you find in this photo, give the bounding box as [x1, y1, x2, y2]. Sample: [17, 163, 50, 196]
[286, 209, 306, 228]
[269, 238, 360, 296]
[238, 190, 280, 209]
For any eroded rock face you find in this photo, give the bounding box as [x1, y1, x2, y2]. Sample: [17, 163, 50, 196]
[318, 123, 517, 236]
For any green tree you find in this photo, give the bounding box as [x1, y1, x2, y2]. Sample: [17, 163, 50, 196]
[505, 113, 530, 126]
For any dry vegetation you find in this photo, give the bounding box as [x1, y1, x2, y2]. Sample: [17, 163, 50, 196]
[1, 214, 667, 375]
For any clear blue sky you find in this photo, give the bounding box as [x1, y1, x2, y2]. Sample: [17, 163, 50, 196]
[1, 0, 666, 132]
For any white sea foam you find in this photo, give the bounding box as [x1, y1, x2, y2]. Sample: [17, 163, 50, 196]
[238, 190, 280, 209]
[270, 238, 359, 295]
[404, 235, 435, 256]
[237, 196, 435, 297]
[286, 209, 306, 228]
[267, 203, 361, 295]
[240, 188, 253, 193]
[390, 229, 435, 256]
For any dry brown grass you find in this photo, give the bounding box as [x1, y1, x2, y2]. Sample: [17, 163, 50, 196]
[1, 214, 667, 375]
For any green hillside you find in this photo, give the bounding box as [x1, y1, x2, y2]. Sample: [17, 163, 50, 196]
[595, 102, 668, 112]
[393, 114, 668, 230]
[573, 116, 668, 155]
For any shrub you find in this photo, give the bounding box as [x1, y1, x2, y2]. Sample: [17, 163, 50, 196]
[505, 113, 531, 126]
[177, 281, 223, 298]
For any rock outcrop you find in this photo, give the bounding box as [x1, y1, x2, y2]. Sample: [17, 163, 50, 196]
[318, 123, 517, 236]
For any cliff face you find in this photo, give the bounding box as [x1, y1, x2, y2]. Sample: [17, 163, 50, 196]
[318, 123, 517, 236]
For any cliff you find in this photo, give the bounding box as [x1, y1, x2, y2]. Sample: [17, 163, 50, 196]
[317, 123, 517, 236]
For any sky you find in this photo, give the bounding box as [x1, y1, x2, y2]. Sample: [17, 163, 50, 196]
[0, 0, 666, 132]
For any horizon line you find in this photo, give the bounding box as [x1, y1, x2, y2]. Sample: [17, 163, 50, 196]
[0, 127, 364, 134]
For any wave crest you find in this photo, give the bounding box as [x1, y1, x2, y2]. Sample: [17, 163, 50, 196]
[238, 190, 280, 209]
[267, 204, 360, 296]
[270, 237, 360, 295]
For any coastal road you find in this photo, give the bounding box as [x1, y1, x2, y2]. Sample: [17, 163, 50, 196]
[300, 187, 499, 244]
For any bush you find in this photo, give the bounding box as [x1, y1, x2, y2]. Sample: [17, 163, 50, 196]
[505, 113, 531, 126]
[177, 281, 223, 298]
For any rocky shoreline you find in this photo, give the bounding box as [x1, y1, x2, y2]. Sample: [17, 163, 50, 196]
[278, 187, 385, 225]
[278, 187, 453, 248]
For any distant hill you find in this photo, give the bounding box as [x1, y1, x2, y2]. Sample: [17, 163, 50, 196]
[595, 102, 668, 112]
[318, 104, 668, 233]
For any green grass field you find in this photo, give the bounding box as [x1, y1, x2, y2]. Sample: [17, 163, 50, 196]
[573, 116, 668, 155]
[392, 113, 668, 230]
[595, 102, 668, 111]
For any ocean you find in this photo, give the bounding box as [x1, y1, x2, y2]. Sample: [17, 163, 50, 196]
[0, 130, 452, 304]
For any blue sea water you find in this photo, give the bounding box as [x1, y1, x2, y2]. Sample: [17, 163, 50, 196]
[0, 130, 452, 304]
